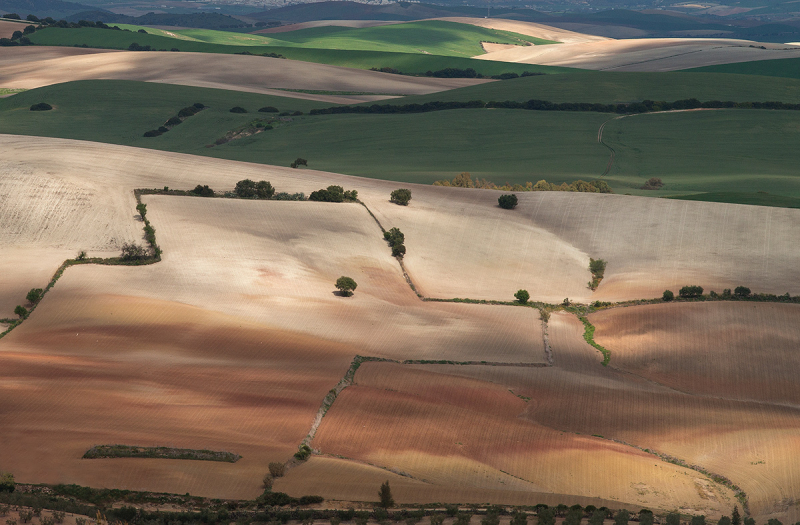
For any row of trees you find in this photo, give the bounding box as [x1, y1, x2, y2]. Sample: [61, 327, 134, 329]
[433, 173, 612, 194]
[384, 228, 406, 258]
[143, 103, 204, 138]
[664, 286, 753, 301]
[309, 185, 358, 202]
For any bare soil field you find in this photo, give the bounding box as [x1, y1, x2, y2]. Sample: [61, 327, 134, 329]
[0, 48, 490, 102]
[310, 359, 735, 511]
[0, 19, 27, 38]
[4, 135, 800, 314]
[434, 17, 608, 44]
[0, 290, 354, 498]
[474, 37, 800, 71]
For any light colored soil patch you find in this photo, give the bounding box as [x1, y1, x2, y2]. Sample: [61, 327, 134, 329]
[0, 47, 491, 101]
[475, 37, 800, 71]
[434, 17, 608, 44]
[0, 19, 27, 38]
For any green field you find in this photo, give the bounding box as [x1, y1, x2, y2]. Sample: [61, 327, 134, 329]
[602, 109, 800, 196]
[687, 57, 800, 79]
[5, 80, 800, 201]
[27, 27, 569, 76]
[386, 71, 800, 105]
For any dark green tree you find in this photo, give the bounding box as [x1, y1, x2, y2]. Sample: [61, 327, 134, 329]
[498, 194, 518, 209]
[731, 507, 741, 525]
[691, 516, 706, 525]
[511, 512, 528, 525]
[336, 276, 358, 296]
[14, 305, 28, 318]
[666, 513, 680, 525]
[255, 180, 275, 199]
[515, 289, 530, 304]
[588, 511, 605, 525]
[378, 481, 394, 509]
[536, 509, 555, 525]
[663, 290, 674, 301]
[718, 517, 731, 525]
[390, 188, 412, 206]
[26, 288, 43, 304]
[679, 285, 704, 298]
[614, 509, 630, 525]
[639, 510, 654, 525]
[481, 512, 500, 525]
[734, 286, 751, 298]
[743, 519, 755, 525]
[190, 185, 214, 197]
[455, 514, 472, 525]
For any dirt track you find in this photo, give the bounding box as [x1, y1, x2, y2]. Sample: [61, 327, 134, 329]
[0, 48, 492, 103]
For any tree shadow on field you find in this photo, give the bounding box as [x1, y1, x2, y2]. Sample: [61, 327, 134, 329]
[332, 291, 353, 298]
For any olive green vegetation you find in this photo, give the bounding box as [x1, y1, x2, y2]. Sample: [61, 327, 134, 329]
[687, 57, 800, 80]
[601, 109, 800, 196]
[0, 80, 328, 151]
[27, 25, 568, 75]
[6, 80, 800, 202]
[391, 71, 800, 105]
[0, 81, 609, 185]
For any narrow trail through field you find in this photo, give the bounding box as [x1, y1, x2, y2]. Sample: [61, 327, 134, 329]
[596, 108, 723, 176]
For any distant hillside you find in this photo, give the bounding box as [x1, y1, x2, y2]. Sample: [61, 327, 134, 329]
[0, 0, 97, 18]
[248, 2, 553, 23]
[65, 11, 251, 29]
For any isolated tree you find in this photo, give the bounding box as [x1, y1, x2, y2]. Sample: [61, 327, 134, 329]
[26, 288, 43, 304]
[190, 184, 214, 197]
[663, 290, 674, 301]
[498, 194, 518, 209]
[229, 106, 247, 113]
[290, 157, 308, 169]
[378, 480, 394, 509]
[638, 510, 654, 525]
[691, 516, 706, 525]
[390, 188, 412, 206]
[510, 512, 528, 525]
[515, 289, 530, 304]
[734, 286, 751, 298]
[14, 305, 28, 319]
[731, 507, 741, 525]
[335, 276, 358, 297]
[613, 510, 629, 525]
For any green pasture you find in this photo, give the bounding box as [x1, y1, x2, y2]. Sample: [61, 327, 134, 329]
[390, 71, 800, 105]
[602, 109, 800, 196]
[0, 80, 327, 151]
[687, 57, 800, 79]
[26, 27, 569, 76]
[667, 192, 800, 209]
[6, 81, 800, 203]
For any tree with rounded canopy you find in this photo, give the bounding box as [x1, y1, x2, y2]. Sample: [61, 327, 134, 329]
[390, 188, 412, 206]
[335, 276, 357, 296]
[515, 289, 530, 304]
[26, 288, 43, 304]
[498, 194, 518, 209]
[14, 305, 28, 319]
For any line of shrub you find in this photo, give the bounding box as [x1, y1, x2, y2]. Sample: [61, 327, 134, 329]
[369, 66, 544, 80]
[384, 227, 406, 258]
[579, 316, 610, 366]
[432, 172, 613, 194]
[588, 258, 607, 291]
[234, 50, 285, 59]
[308, 185, 357, 203]
[143, 103, 205, 138]
[83, 445, 241, 463]
[310, 98, 800, 117]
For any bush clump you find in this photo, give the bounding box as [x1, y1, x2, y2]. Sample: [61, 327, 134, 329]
[230, 106, 247, 113]
[294, 444, 312, 460]
[30, 102, 53, 111]
[390, 188, 412, 206]
[258, 106, 279, 113]
[384, 227, 406, 258]
[14, 305, 28, 319]
[514, 289, 529, 304]
[498, 194, 518, 209]
[190, 184, 214, 197]
[120, 242, 148, 261]
[662, 290, 674, 301]
[734, 286, 751, 297]
[26, 288, 43, 304]
[234, 179, 275, 199]
[309, 185, 357, 202]
[588, 258, 607, 290]
[290, 157, 308, 169]
[679, 285, 704, 298]
[269, 462, 286, 477]
[143, 129, 163, 137]
[641, 177, 664, 190]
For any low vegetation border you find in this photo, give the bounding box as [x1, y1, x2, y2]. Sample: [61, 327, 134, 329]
[309, 98, 800, 117]
[83, 445, 241, 463]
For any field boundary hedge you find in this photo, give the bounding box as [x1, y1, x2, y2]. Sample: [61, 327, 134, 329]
[83, 445, 241, 463]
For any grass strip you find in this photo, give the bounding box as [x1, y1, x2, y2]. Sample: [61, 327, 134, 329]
[83, 445, 241, 463]
[579, 316, 610, 366]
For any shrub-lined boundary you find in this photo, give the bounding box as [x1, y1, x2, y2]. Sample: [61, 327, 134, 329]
[83, 445, 240, 463]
